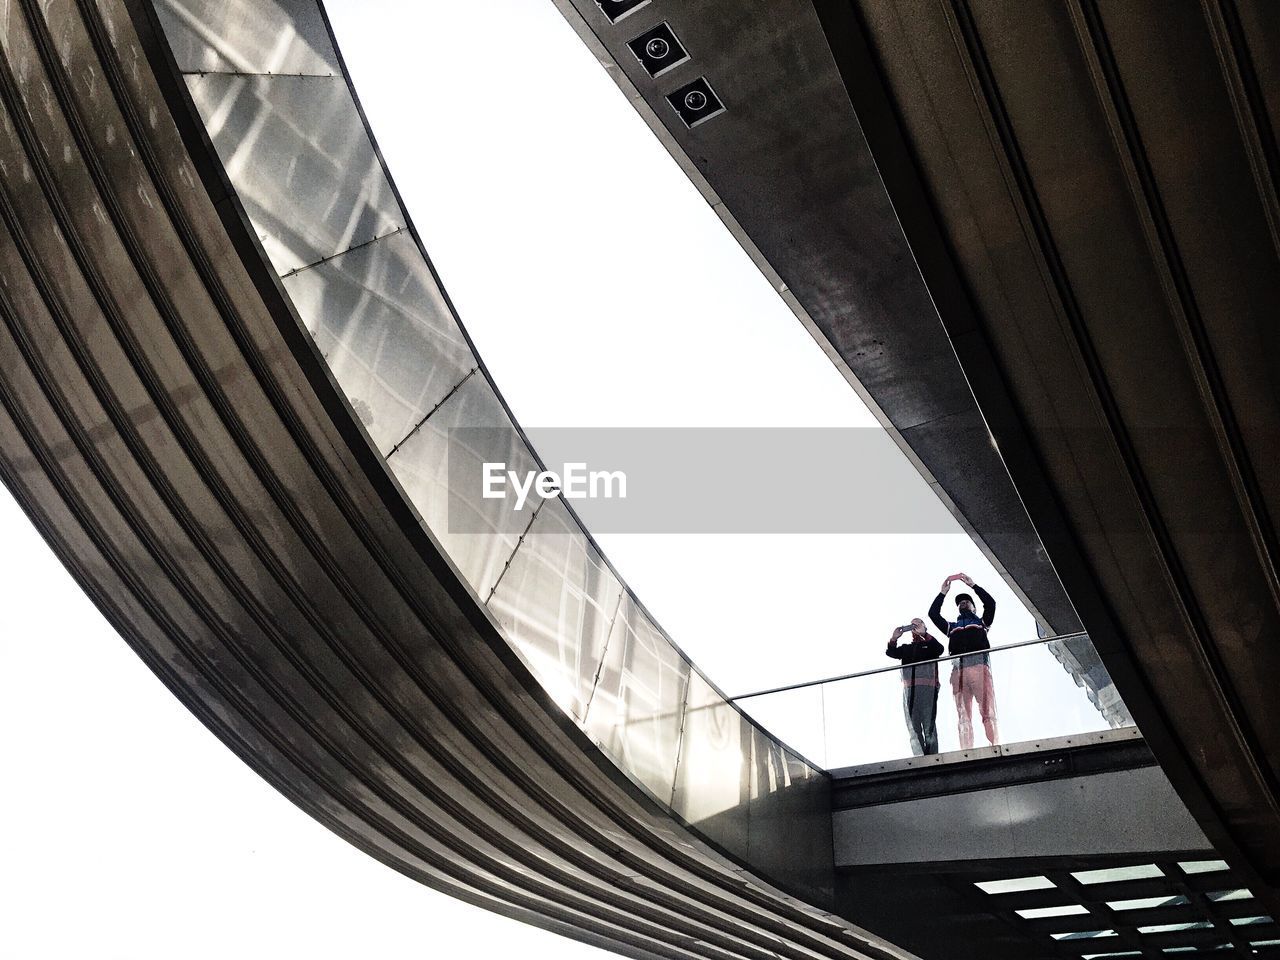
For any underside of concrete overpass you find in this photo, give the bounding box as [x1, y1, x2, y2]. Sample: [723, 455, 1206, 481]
[555, 0, 1280, 931]
[834, 735, 1276, 960]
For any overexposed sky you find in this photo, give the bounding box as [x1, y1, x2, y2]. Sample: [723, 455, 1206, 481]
[0, 2, 1092, 958]
[321, 0, 1042, 703]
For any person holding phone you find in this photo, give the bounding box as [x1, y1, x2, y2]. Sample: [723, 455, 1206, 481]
[929, 572, 999, 749]
[886, 618, 944, 756]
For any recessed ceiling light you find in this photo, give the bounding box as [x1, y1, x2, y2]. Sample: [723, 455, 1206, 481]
[1177, 859, 1229, 874]
[1207, 889, 1252, 902]
[1108, 895, 1189, 910]
[1072, 864, 1163, 884]
[627, 22, 690, 79]
[1017, 905, 1089, 919]
[666, 77, 725, 129]
[1138, 921, 1213, 934]
[1051, 929, 1117, 940]
[595, 0, 650, 24]
[975, 876, 1055, 894]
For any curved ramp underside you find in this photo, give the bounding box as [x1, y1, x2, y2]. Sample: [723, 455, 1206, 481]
[0, 3, 900, 959]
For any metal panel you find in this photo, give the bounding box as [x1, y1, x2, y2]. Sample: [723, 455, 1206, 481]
[584, 594, 691, 804]
[156, 0, 339, 74]
[186, 72, 402, 274]
[833, 767, 1212, 867]
[283, 230, 474, 456]
[387, 373, 541, 599]
[749, 732, 834, 903]
[486, 494, 624, 723]
[672, 670, 751, 857]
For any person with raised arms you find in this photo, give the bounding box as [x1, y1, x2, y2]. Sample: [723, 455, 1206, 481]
[929, 573, 999, 749]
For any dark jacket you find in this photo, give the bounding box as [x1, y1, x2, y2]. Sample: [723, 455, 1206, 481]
[928, 583, 996, 661]
[886, 632, 944, 686]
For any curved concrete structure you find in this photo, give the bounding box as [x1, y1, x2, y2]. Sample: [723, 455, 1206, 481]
[0, 2, 900, 958]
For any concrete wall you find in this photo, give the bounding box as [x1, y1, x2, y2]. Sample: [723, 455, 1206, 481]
[834, 766, 1211, 867]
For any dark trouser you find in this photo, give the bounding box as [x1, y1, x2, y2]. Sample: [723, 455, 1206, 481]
[902, 683, 940, 756]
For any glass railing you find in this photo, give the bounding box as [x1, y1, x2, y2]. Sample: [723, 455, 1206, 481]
[732, 633, 1135, 770]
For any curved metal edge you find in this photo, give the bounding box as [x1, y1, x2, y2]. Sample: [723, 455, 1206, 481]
[304, 0, 830, 777]
[0, 1, 896, 957]
[84, 0, 882, 938]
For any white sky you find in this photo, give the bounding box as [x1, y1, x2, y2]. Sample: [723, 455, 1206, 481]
[0, 2, 1097, 957]
[318, 0, 1042, 702]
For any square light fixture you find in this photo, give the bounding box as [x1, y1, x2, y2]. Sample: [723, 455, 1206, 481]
[667, 76, 725, 129]
[627, 22, 690, 78]
[595, 0, 650, 23]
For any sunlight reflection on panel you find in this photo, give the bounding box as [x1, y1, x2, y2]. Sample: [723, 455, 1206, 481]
[487, 496, 623, 722]
[671, 672, 749, 851]
[583, 595, 690, 802]
[283, 231, 474, 455]
[157, 0, 339, 75]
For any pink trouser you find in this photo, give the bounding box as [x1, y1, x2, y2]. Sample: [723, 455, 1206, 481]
[951, 661, 998, 749]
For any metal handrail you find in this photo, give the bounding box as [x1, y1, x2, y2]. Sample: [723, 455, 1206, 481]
[729, 631, 1090, 701]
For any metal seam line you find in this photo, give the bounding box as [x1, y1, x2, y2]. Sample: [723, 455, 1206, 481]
[581, 590, 627, 726]
[182, 70, 338, 78]
[819, 684, 828, 770]
[667, 673, 693, 808]
[278, 225, 407, 279]
[485, 500, 545, 606]
[385, 367, 477, 459]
